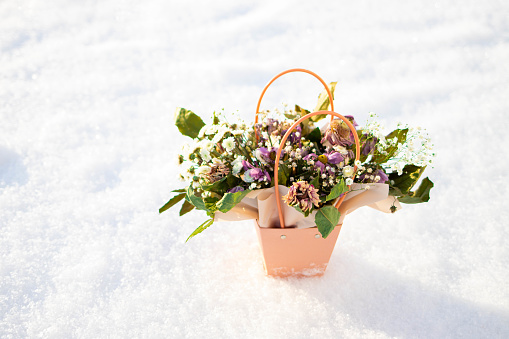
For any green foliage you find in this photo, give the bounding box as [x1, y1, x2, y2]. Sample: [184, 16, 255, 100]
[185, 185, 207, 211]
[307, 127, 322, 143]
[314, 82, 337, 113]
[226, 175, 242, 188]
[212, 111, 220, 125]
[398, 177, 434, 204]
[294, 104, 310, 117]
[159, 193, 185, 214]
[202, 176, 228, 194]
[326, 179, 348, 202]
[186, 218, 214, 242]
[372, 128, 408, 164]
[293, 205, 311, 217]
[179, 200, 195, 216]
[202, 175, 243, 196]
[310, 173, 320, 190]
[174, 107, 205, 139]
[292, 105, 314, 136]
[278, 164, 290, 186]
[216, 189, 251, 213]
[204, 196, 220, 212]
[315, 206, 341, 239]
[389, 164, 426, 196]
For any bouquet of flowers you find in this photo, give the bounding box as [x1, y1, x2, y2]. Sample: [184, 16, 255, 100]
[160, 74, 435, 244]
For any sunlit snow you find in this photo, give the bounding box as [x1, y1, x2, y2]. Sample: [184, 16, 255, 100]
[1, 0, 508, 337]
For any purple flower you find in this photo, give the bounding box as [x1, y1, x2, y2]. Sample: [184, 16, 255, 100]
[242, 160, 254, 171]
[321, 119, 354, 147]
[344, 115, 358, 127]
[325, 152, 344, 165]
[255, 147, 274, 164]
[304, 152, 343, 174]
[227, 186, 245, 193]
[282, 124, 302, 146]
[376, 169, 388, 183]
[362, 135, 377, 155]
[255, 119, 302, 148]
[244, 166, 271, 183]
[282, 181, 321, 212]
[303, 153, 317, 161]
[303, 153, 325, 172]
[266, 118, 280, 135]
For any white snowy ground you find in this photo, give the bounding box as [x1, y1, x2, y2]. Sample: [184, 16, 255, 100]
[1, 0, 508, 337]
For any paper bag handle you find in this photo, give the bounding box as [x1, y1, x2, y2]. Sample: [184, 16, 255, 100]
[273, 110, 360, 229]
[255, 68, 334, 125]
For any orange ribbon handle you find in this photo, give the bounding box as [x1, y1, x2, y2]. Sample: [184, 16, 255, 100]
[255, 68, 334, 125]
[273, 110, 360, 229]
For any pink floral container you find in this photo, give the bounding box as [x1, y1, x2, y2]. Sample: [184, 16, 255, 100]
[253, 69, 360, 277]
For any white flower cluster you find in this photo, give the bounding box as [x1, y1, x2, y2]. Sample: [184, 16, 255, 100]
[364, 112, 387, 144]
[362, 113, 435, 175]
[231, 155, 245, 175]
[388, 126, 435, 174]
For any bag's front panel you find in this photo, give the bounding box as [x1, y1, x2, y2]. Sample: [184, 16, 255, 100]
[254, 221, 342, 277]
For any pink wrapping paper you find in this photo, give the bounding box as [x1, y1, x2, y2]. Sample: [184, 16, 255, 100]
[214, 183, 401, 228]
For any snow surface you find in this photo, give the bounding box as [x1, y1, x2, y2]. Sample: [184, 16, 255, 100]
[1, 0, 509, 337]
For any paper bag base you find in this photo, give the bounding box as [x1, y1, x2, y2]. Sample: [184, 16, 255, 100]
[254, 220, 342, 277]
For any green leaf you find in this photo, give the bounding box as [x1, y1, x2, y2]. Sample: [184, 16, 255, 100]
[388, 185, 404, 197]
[314, 82, 337, 113]
[292, 204, 311, 217]
[171, 188, 186, 193]
[372, 128, 408, 164]
[179, 200, 195, 216]
[204, 196, 220, 212]
[315, 206, 341, 239]
[295, 104, 311, 117]
[185, 185, 207, 211]
[310, 173, 320, 190]
[216, 189, 251, 213]
[186, 218, 214, 242]
[226, 174, 242, 188]
[159, 193, 185, 214]
[278, 164, 290, 186]
[399, 177, 434, 204]
[388, 165, 426, 196]
[202, 176, 228, 194]
[174, 107, 206, 139]
[212, 111, 220, 125]
[203, 175, 243, 195]
[294, 105, 315, 136]
[307, 127, 322, 143]
[326, 179, 348, 202]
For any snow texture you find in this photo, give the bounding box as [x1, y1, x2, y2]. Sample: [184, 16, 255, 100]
[1, 0, 508, 338]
